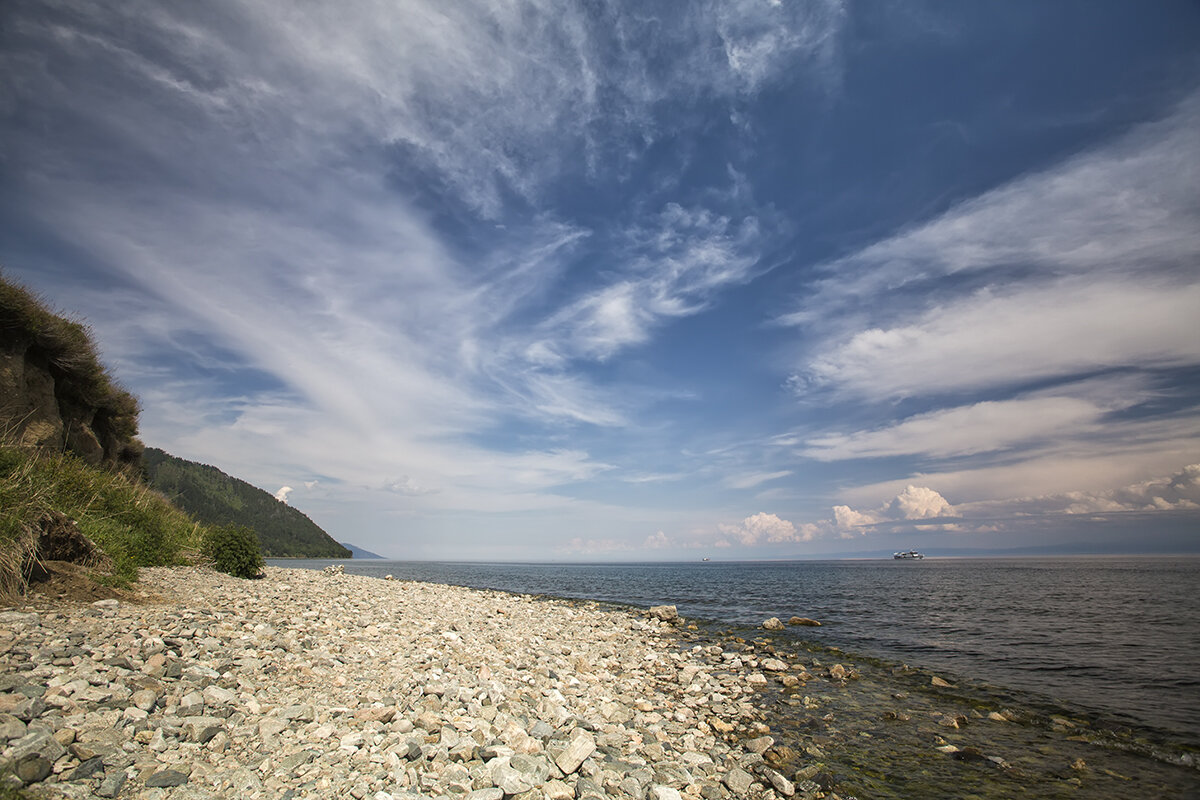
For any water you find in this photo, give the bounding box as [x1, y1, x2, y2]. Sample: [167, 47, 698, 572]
[270, 556, 1200, 797]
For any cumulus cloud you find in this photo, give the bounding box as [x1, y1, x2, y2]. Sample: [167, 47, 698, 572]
[833, 485, 958, 534]
[274, 486, 293, 504]
[644, 531, 671, 549]
[963, 463, 1200, 517]
[719, 511, 816, 545]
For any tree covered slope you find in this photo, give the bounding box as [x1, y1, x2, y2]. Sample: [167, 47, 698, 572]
[142, 447, 350, 558]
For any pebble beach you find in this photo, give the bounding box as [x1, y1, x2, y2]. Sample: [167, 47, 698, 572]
[0, 566, 822, 800]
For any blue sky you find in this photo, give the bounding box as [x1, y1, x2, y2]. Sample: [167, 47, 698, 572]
[3, 1, 1199, 559]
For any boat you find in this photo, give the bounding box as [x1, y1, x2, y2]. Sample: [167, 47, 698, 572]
[893, 550, 924, 560]
[702, 557, 711, 562]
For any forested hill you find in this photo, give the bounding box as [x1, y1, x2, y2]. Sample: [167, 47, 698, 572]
[142, 448, 350, 558]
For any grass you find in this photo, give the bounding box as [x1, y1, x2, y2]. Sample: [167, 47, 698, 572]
[0, 443, 205, 600]
[0, 273, 141, 464]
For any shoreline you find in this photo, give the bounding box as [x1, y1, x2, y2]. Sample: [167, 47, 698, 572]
[0, 566, 806, 799]
[3, 566, 1197, 799]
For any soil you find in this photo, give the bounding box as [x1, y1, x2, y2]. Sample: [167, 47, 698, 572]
[24, 560, 161, 605]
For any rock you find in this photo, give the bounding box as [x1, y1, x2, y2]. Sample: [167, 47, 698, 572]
[829, 664, 847, 680]
[931, 675, 953, 688]
[353, 706, 396, 723]
[723, 767, 755, 794]
[787, 617, 821, 626]
[648, 605, 679, 622]
[5, 729, 67, 766]
[15, 754, 52, 784]
[130, 689, 158, 712]
[543, 780, 573, 800]
[761, 658, 788, 672]
[465, 789, 503, 800]
[555, 728, 596, 775]
[95, 769, 127, 798]
[68, 756, 105, 781]
[0, 713, 26, 740]
[762, 617, 785, 631]
[744, 735, 774, 754]
[491, 763, 533, 795]
[764, 768, 795, 796]
[183, 716, 224, 743]
[145, 768, 189, 787]
[649, 786, 683, 800]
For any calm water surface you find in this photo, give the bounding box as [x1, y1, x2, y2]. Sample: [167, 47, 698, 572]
[271, 556, 1200, 797]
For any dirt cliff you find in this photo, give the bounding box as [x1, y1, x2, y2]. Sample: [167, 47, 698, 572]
[0, 274, 142, 467]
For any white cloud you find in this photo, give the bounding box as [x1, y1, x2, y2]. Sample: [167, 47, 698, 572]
[385, 477, 436, 497]
[802, 394, 1123, 461]
[725, 470, 793, 489]
[781, 93, 1200, 329]
[833, 485, 958, 533]
[800, 279, 1200, 400]
[644, 530, 671, 549]
[719, 511, 814, 544]
[274, 486, 293, 504]
[960, 463, 1200, 517]
[531, 203, 771, 364]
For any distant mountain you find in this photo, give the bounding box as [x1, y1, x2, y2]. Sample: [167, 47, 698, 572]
[142, 447, 350, 558]
[342, 542, 384, 559]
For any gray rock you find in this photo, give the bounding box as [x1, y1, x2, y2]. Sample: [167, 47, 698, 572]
[278, 703, 316, 722]
[278, 749, 318, 771]
[744, 735, 774, 754]
[767, 768, 796, 796]
[4, 729, 66, 765]
[0, 713, 26, 740]
[95, 769, 127, 798]
[66, 756, 105, 782]
[723, 767, 755, 794]
[491, 763, 533, 795]
[145, 768, 189, 787]
[649, 786, 683, 800]
[183, 716, 224, 743]
[464, 789, 503, 800]
[762, 617, 785, 631]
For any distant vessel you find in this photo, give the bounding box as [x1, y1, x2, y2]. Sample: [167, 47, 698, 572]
[702, 557, 711, 562]
[893, 550, 925, 560]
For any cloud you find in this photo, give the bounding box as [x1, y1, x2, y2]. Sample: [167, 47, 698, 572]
[719, 511, 815, 544]
[833, 485, 958, 533]
[798, 279, 1200, 400]
[801, 392, 1130, 461]
[780, 93, 1200, 330]
[961, 463, 1200, 517]
[783, 93, 1200, 404]
[385, 477, 437, 497]
[531, 203, 772, 364]
[644, 530, 671, 549]
[274, 486, 293, 504]
[725, 470, 793, 489]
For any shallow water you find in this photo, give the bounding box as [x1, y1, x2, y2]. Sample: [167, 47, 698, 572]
[272, 556, 1200, 797]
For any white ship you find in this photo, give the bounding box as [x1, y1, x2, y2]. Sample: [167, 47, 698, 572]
[893, 550, 925, 560]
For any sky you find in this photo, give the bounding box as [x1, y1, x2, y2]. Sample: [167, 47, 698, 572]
[2, 1, 1199, 560]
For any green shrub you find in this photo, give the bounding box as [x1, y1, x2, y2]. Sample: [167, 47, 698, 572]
[201, 524, 264, 578]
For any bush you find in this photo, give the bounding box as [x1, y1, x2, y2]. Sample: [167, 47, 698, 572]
[202, 524, 264, 578]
